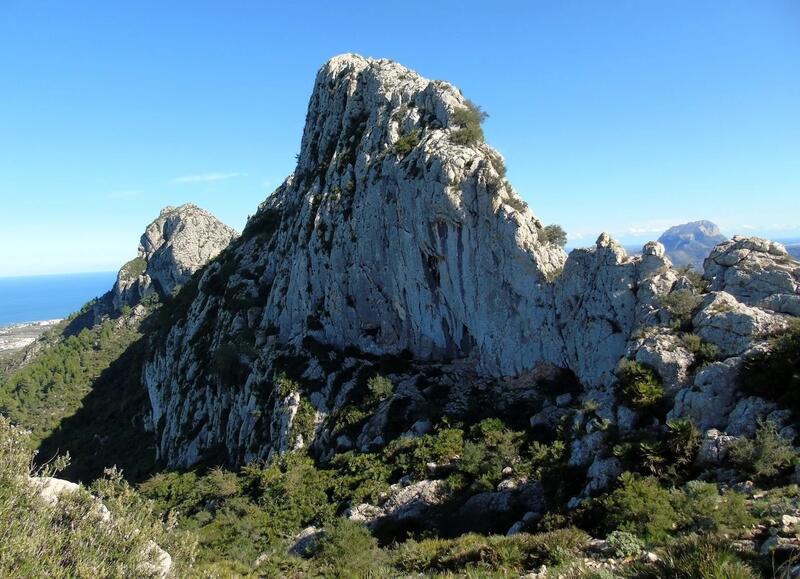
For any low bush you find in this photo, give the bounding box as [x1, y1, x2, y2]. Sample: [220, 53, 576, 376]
[602, 472, 679, 543]
[0, 416, 194, 577]
[450, 100, 487, 146]
[312, 518, 384, 577]
[384, 427, 464, 480]
[739, 320, 800, 417]
[666, 418, 701, 467]
[675, 481, 753, 533]
[606, 530, 644, 558]
[675, 264, 709, 292]
[367, 375, 394, 402]
[392, 528, 587, 574]
[681, 333, 720, 368]
[543, 224, 568, 248]
[616, 359, 664, 410]
[392, 129, 420, 157]
[661, 289, 703, 330]
[632, 534, 757, 578]
[729, 420, 797, 481]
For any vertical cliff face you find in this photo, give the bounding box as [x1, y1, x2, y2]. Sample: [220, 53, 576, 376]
[142, 54, 799, 470]
[249, 54, 571, 374]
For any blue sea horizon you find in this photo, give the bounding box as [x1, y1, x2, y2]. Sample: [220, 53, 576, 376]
[0, 271, 117, 327]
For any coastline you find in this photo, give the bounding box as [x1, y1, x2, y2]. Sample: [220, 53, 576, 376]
[0, 319, 62, 355]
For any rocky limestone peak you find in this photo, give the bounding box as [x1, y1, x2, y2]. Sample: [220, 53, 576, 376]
[113, 203, 237, 310]
[141, 55, 799, 470]
[657, 219, 727, 268]
[238, 53, 566, 373]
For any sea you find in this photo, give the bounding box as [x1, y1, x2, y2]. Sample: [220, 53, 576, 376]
[0, 271, 117, 327]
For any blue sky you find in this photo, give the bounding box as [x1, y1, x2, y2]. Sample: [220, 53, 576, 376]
[1, 1, 798, 276]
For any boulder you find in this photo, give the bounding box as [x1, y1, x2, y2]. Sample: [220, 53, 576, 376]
[669, 358, 742, 430]
[693, 292, 787, 358]
[696, 429, 737, 465]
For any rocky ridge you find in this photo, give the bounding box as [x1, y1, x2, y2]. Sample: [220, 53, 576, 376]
[139, 51, 800, 504]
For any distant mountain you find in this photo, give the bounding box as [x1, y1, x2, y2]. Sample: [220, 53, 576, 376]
[657, 220, 726, 268]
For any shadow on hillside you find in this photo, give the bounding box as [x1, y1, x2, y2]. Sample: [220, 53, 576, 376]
[37, 316, 159, 484]
[62, 292, 115, 337]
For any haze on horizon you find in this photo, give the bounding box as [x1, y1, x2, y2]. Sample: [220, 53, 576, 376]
[0, 1, 798, 277]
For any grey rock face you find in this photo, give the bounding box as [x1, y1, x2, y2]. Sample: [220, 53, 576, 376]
[113, 204, 237, 310]
[696, 429, 737, 465]
[669, 358, 743, 431]
[630, 331, 693, 392]
[657, 220, 726, 268]
[140, 54, 800, 470]
[347, 479, 446, 528]
[693, 292, 788, 358]
[703, 236, 800, 310]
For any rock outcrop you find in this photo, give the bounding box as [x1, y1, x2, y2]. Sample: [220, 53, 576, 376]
[657, 220, 726, 268]
[139, 54, 799, 474]
[63, 204, 236, 335]
[113, 204, 238, 310]
[29, 475, 172, 578]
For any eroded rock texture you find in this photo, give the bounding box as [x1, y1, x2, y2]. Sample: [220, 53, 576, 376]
[113, 204, 238, 310]
[141, 54, 799, 470]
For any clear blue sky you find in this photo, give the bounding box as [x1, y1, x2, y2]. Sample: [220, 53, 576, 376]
[1, 1, 798, 276]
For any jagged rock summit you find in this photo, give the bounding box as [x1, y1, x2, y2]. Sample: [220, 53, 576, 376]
[141, 54, 799, 471]
[64, 203, 236, 334]
[113, 203, 238, 310]
[658, 219, 726, 268]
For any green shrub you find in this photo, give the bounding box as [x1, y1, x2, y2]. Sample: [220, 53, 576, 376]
[666, 418, 701, 467]
[603, 472, 679, 542]
[138, 471, 203, 515]
[367, 375, 394, 402]
[675, 481, 753, 533]
[199, 467, 241, 499]
[450, 100, 487, 146]
[632, 534, 756, 578]
[384, 427, 464, 480]
[729, 420, 797, 480]
[739, 320, 800, 417]
[312, 518, 384, 577]
[119, 256, 147, 280]
[661, 289, 703, 330]
[243, 208, 282, 240]
[505, 195, 528, 212]
[457, 419, 526, 492]
[543, 224, 568, 248]
[0, 416, 195, 577]
[681, 333, 720, 368]
[617, 359, 664, 410]
[675, 264, 709, 292]
[392, 129, 420, 157]
[291, 397, 317, 444]
[606, 530, 644, 558]
[392, 528, 587, 573]
[330, 451, 392, 505]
